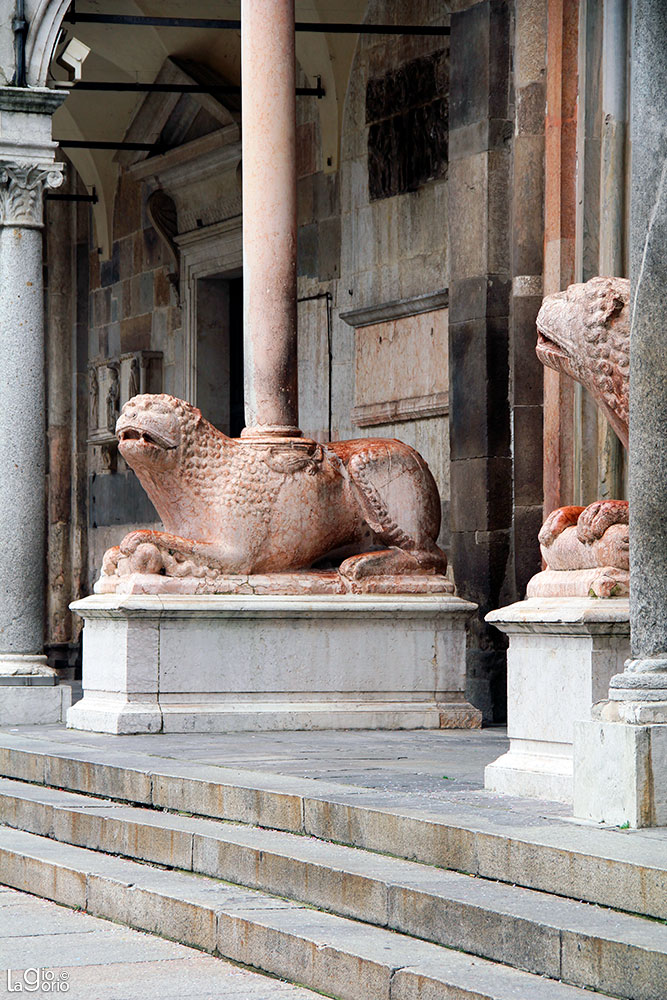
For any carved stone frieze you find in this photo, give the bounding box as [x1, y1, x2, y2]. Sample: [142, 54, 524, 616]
[88, 352, 163, 474]
[0, 160, 65, 227]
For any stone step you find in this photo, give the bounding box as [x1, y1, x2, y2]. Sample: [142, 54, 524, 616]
[0, 826, 606, 1000]
[0, 777, 665, 1000]
[1, 885, 323, 1000]
[0, 731, 665, 920]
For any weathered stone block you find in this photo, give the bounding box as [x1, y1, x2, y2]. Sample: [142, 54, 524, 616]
[88, 877, 218, 952]
[152, 772, 303, 832]
[574, 719, 667, 827]
[450, 458, 512, 531]
[513, 404, 544, 506]
[120, 313, 151, 352]
[450, 4, 491, 130]
[511, 294, 544, 406]
[318, 215, 341, 280]
[0, 844, 86, 909]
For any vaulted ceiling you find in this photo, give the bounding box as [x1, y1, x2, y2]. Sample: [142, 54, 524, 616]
[40, 0, 367, 254]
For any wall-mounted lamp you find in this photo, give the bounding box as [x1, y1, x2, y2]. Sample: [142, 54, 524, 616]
[57, 36, 91, 81]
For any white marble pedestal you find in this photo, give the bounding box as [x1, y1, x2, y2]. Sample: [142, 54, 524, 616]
[484, 598, 630, 803]
[67, 594, 481, 735]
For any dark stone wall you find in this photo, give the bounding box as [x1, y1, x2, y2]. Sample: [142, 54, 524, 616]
[509, 1, 547, 603]
[448, 0, 513, 721]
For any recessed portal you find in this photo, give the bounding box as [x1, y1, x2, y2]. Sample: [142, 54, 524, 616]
[196, 274, 244, 437]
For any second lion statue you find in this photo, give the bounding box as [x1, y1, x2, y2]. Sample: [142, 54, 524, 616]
[97, 394, 451, 595]
[531, 275, 630, 597]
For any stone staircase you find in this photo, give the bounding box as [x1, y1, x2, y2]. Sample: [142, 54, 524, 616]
[0, 732, 665, 1000]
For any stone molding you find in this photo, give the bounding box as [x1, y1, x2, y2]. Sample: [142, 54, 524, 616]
[0, 160, 64, 227]
[72, 592, 477, 621]
[486, 596, 631, 635]
[352, 391, 449, 427]
[0, 87, 68, 116]
[340, 288, 449, 328]
[127, 127, 242, 235]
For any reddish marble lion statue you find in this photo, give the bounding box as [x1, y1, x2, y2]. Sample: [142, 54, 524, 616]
[97, 394, 452, 595]
[531, 276, 630, 597]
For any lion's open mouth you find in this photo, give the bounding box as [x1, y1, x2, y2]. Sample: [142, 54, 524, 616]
[536, 326, 570, 368]
[118, 427, 176, 450]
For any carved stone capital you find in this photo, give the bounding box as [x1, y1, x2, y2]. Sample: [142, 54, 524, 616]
[0, 160, 65, 228]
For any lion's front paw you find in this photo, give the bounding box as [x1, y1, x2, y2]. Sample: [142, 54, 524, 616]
[576, 500, 629, 544]
[101, 545, 122, 577]
[128, 542, 165, 575]
[119, 529, 159, 555]
[538, 506, 585, 547]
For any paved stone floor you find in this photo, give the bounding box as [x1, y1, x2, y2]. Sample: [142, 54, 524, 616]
[8, 723, 510, 798]
[0, 885, 319, 999]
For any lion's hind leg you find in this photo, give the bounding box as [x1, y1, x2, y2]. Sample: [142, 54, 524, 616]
[339, 547, 453, 593]
[340, 547, 445, 580]
[345, 448, 448, 580]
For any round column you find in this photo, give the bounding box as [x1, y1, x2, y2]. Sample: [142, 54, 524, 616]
[241, 0, 301, 438]
[0, 160, 64, 674]
[608, 0, 667, 722]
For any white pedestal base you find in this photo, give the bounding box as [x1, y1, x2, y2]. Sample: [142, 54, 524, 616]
[484, 598, 630, 803]
[68, 594, 481, 735]
[574, 718, 667, 827]
[0, 676, 72, 726]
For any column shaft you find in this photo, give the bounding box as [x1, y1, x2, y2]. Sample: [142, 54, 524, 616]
[0, 87, 66, 674]
[241, 0, 300, 437]
[0, 225, 47, 657]
[609, 0, 667, 717]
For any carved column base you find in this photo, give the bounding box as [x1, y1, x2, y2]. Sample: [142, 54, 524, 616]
[241, 426, 303, 440]
[607, 655, 667, 723]
[574, 657, 667, 824]
[0, 656, 70, 727]
[0, 653, 56, 677]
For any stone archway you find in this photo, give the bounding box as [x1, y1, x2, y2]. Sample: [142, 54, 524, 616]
[25, 0, 72, 86]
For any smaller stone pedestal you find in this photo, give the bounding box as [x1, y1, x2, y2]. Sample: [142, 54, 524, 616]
[0, 669, 71, 726]
[67, 594, 481, 735]
[484, 598, 630, 803]
[573, 716, 667, 826]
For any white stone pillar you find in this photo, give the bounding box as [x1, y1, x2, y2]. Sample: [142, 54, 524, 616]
[0, 88, 66, 682]
[240, 0, 300, 438]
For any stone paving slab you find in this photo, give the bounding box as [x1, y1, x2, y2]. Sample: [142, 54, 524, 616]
[0, 887, 319, 999]
[0, 724, 510, 796]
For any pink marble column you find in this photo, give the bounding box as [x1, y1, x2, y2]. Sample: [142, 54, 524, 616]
[241, 0, 301, 438]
